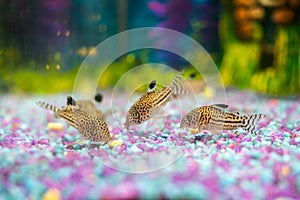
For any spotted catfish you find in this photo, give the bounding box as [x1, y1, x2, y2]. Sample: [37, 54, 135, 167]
[125, 72, 187, 129]
[36, 98, 111, 145]
[180, 104, 265, 134]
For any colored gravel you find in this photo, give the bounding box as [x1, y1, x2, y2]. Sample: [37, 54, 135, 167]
[0, 91, 300, 199]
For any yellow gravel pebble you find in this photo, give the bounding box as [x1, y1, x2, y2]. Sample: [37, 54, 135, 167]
[47, 122, 64, 131]
[109, 140, 123, 149]
[42, 188, 61, 200]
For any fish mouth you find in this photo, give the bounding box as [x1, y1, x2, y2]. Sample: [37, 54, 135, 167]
[179, 119, 188, 128]
[180, 121, 192, 129]
[125, 118, 135, 130]
[124, 120, 130, 130]
[179, 122, 186, 129]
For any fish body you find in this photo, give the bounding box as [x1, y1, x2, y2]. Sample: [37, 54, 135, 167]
[125, 72, 186, 129]
[36, 100, 111, 144]
[180, 104, 265, 134]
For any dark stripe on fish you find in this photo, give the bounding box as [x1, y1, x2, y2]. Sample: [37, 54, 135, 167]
[59, 114, 77, 128]
[36, 101, 60, 113]
[154, 88, 172, 107]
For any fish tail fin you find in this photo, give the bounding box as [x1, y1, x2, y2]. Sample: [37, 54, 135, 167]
[36, 101, 60, 113]
[242, 114, 265, 134]
[170, 71, 188, 97]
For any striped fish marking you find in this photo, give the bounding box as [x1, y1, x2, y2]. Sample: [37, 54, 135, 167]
[125, 72, 187, 129]
[36, 101, 78, 128]
[36, 101, 60, 113]
[180, 104, 265, 134]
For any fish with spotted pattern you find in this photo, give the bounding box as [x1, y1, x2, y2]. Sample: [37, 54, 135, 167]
[36, 97, 111, 146]
[125, 72, 187, 129]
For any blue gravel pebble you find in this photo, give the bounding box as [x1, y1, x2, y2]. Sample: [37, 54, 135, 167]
[294, 137, 300, 143]
[53, 144, 65, 154]
[283, 132, 291, 137]
[73, 144, 81, 150]
[259, 169, 274, 184]
[220, 175, 237, 187]
[286, 124, 294, 130]
[128, 145, 143, 153]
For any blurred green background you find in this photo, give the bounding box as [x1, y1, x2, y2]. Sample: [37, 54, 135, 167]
[0, 0, 299, 95]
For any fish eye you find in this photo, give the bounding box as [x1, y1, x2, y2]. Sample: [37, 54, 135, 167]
[186, 115, 192, 121]
[132, 112, 139, 119]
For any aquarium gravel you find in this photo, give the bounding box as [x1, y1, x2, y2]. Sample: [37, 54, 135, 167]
[1, 90, 300, 199]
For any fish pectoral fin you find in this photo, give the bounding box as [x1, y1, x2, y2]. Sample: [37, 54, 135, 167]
[65, 139, 86, 148]
[150, 113, 170, 120]
[150, 108, 168, 118]
[202, 124, 222, 135]
[210, 129, 223, 136]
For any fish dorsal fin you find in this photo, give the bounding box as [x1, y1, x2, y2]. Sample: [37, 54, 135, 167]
[189, 72, 197, 79]
[67, 96, 76, 106]
[94, 93, 103, 103]
[147, 80, 157, 93]
[66, 96, 81, 109]
[211, 104, 229, 109]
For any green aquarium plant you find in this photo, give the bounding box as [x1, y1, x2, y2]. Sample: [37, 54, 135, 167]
[219, 0, 300, 95]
